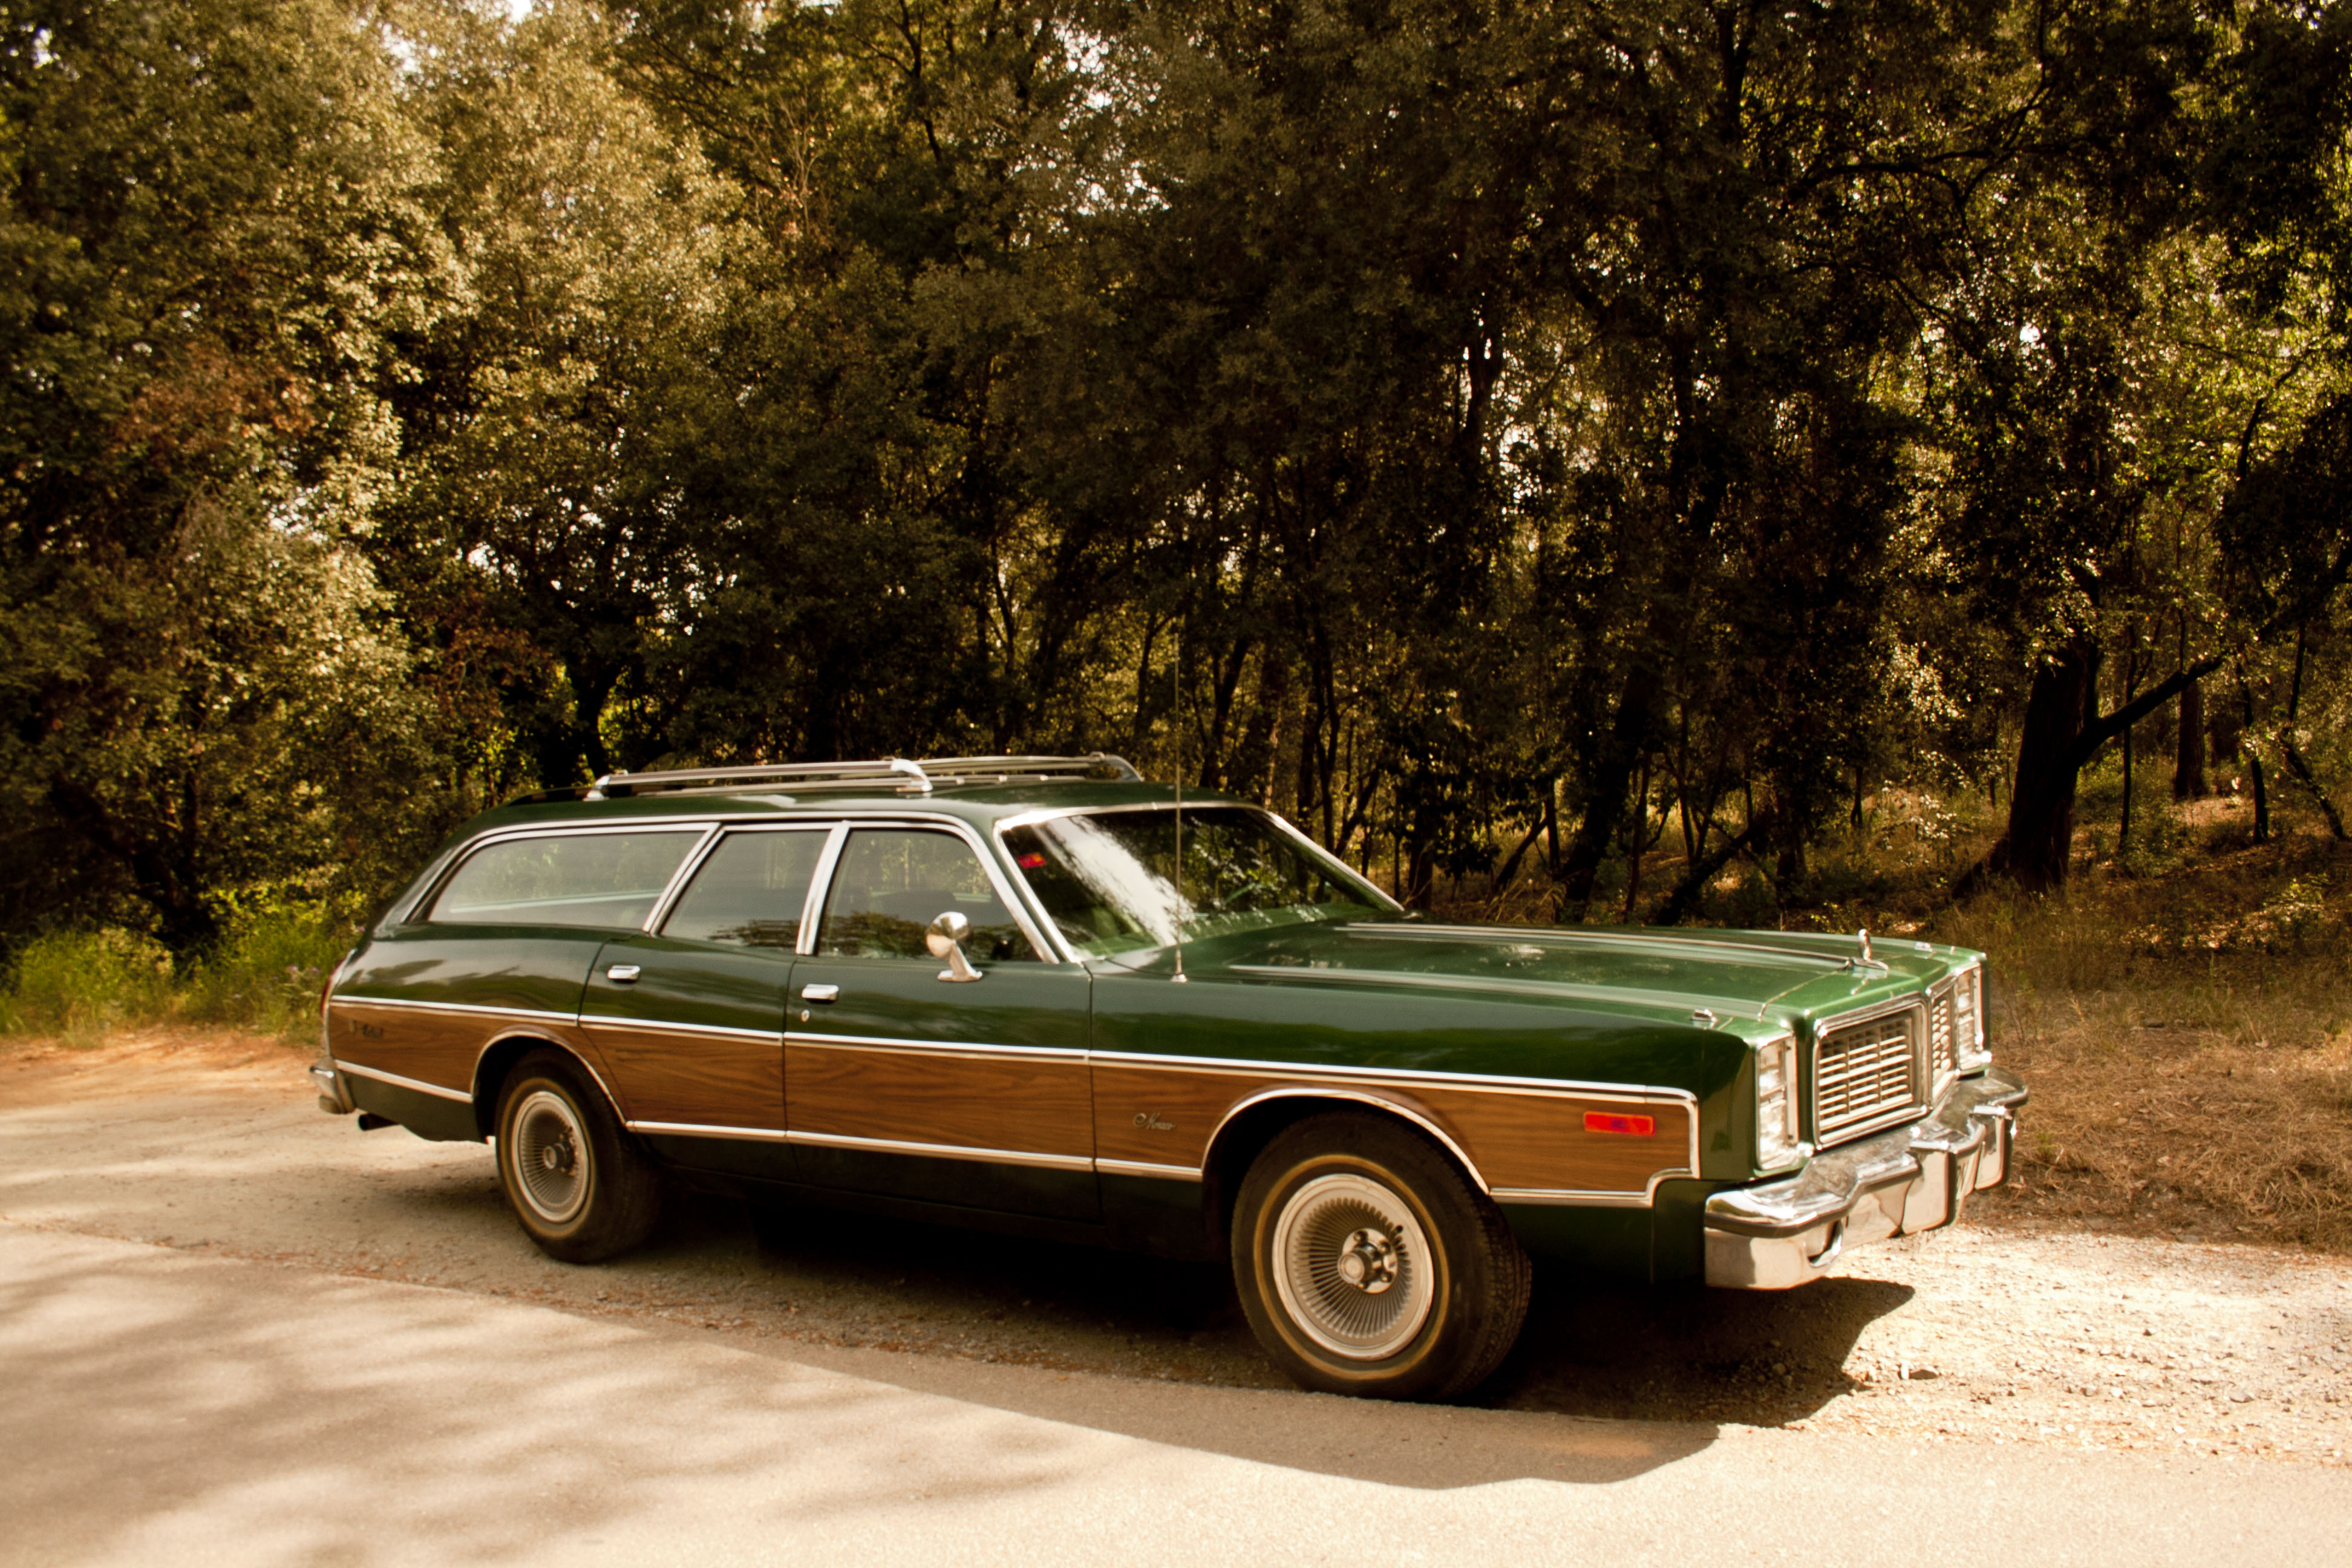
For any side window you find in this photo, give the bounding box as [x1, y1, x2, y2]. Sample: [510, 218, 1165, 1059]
[817, 829, 1039, 962]
[428, 831, 702, 930]
[660, 831, 826, 950]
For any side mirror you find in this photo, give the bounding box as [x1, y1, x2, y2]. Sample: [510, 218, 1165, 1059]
[926, 910, 984, 982]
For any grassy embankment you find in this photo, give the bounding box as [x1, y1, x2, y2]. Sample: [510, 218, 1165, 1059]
[0, 903, 354, 1047]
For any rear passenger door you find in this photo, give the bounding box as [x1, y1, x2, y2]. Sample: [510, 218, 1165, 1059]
[579, 826, 828, 1178]
[785, 823, 1097, 1220]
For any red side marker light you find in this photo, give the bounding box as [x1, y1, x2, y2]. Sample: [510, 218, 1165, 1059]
[1584, 1111, 1656, 1137]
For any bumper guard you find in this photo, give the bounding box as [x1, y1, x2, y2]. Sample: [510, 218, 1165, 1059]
[310, 1060, 354, 1116]
[1704, 1066, 2027, 1289]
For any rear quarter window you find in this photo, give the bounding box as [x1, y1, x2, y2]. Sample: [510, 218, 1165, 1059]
[427, 830, 702, 930]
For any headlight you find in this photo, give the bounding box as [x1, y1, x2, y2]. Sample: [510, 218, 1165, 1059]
[1754, 1033, 1804, 1169]
[1953, 964, 1991, 1071]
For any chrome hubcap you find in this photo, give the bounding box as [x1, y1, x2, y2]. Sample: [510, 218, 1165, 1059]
[511, 1089, 589, 1225]
[1272, 1173, 1434, 1359]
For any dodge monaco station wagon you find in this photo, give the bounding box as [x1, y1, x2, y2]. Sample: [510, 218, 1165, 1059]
[313, 755, 2027, 1399]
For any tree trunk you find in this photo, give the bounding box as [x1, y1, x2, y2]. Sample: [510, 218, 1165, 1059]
[2236, 661, 2269, 843]
[1964, 642, 2226, 895]
[2120, 697, 2134, 852]
[1656, 809, 1775, 926]
[1621, 760, 1650, 923]
[1406, 843, 1436, 910]
[2174, 675, 2207, 800]
[1980, 641, 2098, 892]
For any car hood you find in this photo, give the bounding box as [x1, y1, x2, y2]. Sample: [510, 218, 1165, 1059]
[1145, 916, 1964, 1034]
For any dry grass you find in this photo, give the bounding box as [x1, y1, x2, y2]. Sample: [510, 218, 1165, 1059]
[1426, 797, 2352, 1252]
[1923, 833, 2352, 1251]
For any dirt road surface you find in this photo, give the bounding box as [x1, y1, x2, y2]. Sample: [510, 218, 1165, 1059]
[5, 1030, 2350, 1563]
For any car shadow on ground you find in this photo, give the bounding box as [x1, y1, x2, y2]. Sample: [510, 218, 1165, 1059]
[607, 1191, 1916, 1488]
[1483, 1267, 1916, 1427]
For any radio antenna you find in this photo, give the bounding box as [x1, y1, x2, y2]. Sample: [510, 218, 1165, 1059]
[1172, 616, 1187, 984]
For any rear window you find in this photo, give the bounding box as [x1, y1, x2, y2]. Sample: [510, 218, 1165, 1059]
[428, 831, 702, 930]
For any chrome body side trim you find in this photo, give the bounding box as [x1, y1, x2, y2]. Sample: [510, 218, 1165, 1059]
[1093, 1047, 1697, 1106]
[783, 1030, 1088, 1064]
[1105, 1048, 1703, 1203]
[627, 1121, 793, 1143]
[474, 1031, 629, 1132]
[785, 1129, 1096, 1172]
[1095, 1157, 1204, 1181]
[333, 1059, 476, 1103]
[1489, 1187, 1659, 1209]
[331, 1001, 627, 1126]
[1205, 1086, 1495, 1194]
[578, 1016, 786, 1045]
[329, 995, 579, 1027]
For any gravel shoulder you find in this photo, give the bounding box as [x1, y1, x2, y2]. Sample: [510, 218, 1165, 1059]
[4, 1028, 2347, 1468]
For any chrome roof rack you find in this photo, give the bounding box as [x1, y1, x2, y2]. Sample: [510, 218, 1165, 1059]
[509, 753, 1142, 805]
[919, 754, 1143, 787]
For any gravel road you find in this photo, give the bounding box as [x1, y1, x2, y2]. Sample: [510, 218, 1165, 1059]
[4, 1029, 2347, 1468]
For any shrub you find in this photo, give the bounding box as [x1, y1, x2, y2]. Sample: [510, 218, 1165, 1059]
[0, 929, 176, 1044]
[182, 899, 360, 1039]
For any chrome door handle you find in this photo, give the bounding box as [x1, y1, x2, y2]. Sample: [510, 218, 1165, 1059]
[800, 984, 840, 1003]
[607, 964, 641, 983]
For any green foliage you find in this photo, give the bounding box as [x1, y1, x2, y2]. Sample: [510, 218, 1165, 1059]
[5, 0, 2352, 949]
[180, 898, 360, 1038]
[0, 898, 356, 1042]
[0, 929, 174, 1044]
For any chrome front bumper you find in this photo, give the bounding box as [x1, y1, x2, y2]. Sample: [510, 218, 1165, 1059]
[1703, 1067, 2027, 1290]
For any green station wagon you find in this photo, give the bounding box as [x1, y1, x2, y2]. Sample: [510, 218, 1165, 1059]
[313, 754, 2027, 1399]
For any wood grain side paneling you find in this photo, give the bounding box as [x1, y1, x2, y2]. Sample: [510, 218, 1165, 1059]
[788, 1040, 1092, 1158]
[584, 1024, 781, 1129]
[1411, 1083, 1692, 1194]
[328, 1001, 489, 1096]
[1092, 1059, 1691, 1195]
[1092, 1062, 1244, 1170]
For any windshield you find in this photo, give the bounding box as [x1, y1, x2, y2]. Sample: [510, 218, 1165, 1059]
[1001, 806, 1383, 956]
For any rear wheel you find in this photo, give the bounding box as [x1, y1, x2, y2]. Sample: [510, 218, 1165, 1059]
[494, 1050, 661, 1263]
[1232, 1112, 1530, 1400]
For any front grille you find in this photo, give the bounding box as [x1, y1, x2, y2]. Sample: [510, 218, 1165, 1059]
[1814, 1005, 1922, 1140]
[1927, 988, 1957, 1084]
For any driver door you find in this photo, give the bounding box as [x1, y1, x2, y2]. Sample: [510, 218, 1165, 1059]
[785, 824, 1097, 1220]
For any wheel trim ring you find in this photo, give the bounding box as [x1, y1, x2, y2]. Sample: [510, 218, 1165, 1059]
[1269, 1171, 1437, 1361]
[510, 1088, 591, 1226]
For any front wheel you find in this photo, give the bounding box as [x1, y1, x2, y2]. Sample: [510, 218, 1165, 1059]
[494, 1050, 662, 1263]
[1232, 1112, 1531, 1400]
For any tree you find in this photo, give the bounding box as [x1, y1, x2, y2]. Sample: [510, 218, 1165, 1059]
[0, 0, 449, 944]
